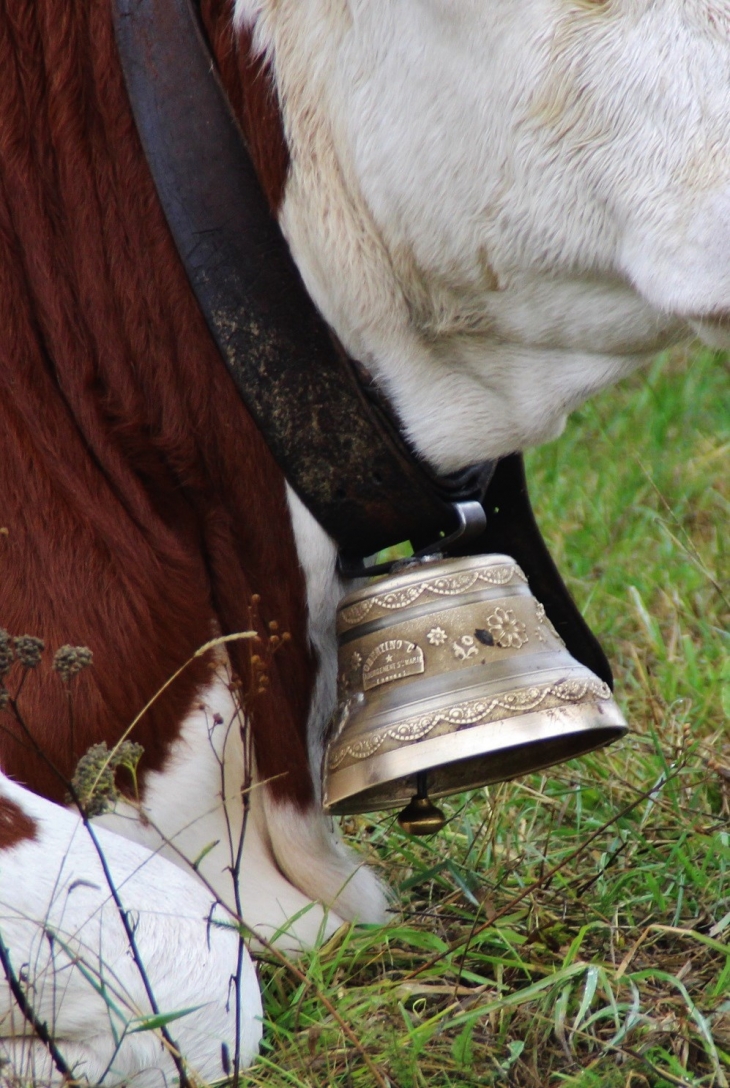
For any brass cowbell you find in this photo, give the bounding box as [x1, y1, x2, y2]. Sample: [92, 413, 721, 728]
[323, 554, 627, 832]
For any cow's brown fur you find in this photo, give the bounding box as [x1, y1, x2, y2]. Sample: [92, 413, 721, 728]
[200, 0, 290, 212]
[0, 795, 37, 850]
[0, 0, 313, 806]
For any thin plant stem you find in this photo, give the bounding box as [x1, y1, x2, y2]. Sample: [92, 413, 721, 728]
[138, 806, 393, 1088]
[84, 632, 256, 802]
[230, 695, 253, 1087]
[0, 930, 74, 1083]
[6, 690, 193, 1088]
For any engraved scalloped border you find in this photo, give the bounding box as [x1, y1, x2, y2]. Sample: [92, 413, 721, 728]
[328, 676, 612, 768]
[339, 563, 528, 626]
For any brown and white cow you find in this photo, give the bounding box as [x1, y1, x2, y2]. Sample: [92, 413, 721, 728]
[1, 0, 728, 1082]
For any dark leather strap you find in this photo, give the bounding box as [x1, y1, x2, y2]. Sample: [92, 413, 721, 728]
[111, 0, 613, 687]
[112, 0, 493, 562]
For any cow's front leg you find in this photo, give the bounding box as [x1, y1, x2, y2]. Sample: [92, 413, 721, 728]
[0, 776, 262, 1087]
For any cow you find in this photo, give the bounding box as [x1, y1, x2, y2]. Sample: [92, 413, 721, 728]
[0, 0, 728, 1083]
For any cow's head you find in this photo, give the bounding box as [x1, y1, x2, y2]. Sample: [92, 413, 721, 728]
[237, 0, 729, 471]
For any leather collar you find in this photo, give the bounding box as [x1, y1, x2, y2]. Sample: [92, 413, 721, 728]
[112, 0, 613, 686]
[112, 0, 494, 563]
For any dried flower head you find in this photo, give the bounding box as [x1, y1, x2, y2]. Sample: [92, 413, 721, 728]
[115, 739, 144, 778]
[0, 688, 8, 712]
[53, 645, 93, 682]
[71, 742, 116, 817]
[0, 630, 13, 680]
[13, 635, 44, 669]
[70, 739, 144, 818]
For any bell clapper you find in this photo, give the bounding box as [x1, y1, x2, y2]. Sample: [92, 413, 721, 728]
[397, 772, 446, 835]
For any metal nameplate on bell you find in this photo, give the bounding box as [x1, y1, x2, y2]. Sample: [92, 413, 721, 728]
[362, 640, 425, 690]
[323, 554, 627, 817]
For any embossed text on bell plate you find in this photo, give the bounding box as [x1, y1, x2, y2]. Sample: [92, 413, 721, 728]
[362, 639, 425, 690]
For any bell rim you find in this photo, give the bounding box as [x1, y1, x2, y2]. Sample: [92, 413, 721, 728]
[324, 698, 628, 816]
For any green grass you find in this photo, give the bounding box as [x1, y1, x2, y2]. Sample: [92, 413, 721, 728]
[247, 346, 730, 1088]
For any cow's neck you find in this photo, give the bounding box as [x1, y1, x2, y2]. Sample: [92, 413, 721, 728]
[237, 0, 692, 478]
[167, 0, 618, 697]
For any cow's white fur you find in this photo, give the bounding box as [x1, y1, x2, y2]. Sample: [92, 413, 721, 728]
[4, 0, 730, 1079]
[94, 659, 387, 941]
[236, 0, 729, 472]
[1, 664, 386, 1084]
[0, 777, 262, 1086]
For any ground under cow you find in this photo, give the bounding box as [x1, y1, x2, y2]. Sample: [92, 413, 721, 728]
[1, 0, 728, 1083]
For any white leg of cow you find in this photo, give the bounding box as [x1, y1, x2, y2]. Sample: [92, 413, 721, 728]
[262, 795, 389, 927]
[281, 488, 389, 925]
[0, 777, 262, 1087]
[98, 672, 387, 948]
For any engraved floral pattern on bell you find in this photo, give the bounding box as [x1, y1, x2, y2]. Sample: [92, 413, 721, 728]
[337, 649, 364, 699]
[426, 626, 448, 646]
[452, 634, 478, 660]
[534, 601, 565, 646]
[328, 676, 613, 769]
[485, 607, 528, 649]
[338, 561, 527, 627]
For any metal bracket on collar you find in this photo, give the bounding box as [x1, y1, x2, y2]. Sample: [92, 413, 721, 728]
[337, 500, 487, 580]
